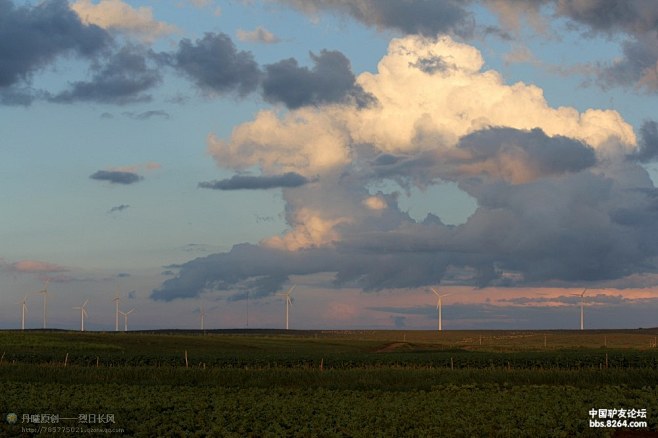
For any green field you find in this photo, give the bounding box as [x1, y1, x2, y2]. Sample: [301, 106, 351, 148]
[1, 329, 657, 437]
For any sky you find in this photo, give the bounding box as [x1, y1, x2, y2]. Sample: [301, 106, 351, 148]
[2, 0, 658, 331]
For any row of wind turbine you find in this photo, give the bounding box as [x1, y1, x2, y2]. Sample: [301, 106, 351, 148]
[13, 283, 604, 331]
[16, 284, 137, 332]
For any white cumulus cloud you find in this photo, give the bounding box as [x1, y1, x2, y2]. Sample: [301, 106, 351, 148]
[207, 35, 640, 251]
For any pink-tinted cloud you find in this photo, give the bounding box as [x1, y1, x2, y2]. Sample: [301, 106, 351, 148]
[7, 260, 68, 273]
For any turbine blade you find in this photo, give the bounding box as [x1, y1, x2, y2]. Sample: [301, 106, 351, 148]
[288, 285, 296, 295]
[431, 288, 440, 297]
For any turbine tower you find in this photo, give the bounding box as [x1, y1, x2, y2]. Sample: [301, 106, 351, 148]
[119, 308, 134, 332]
[38, 280, 50, 329]
[18, 296, 28, 330]
[431, 288, 451, 331]
[73, 299, 88, 332]
[199, 305, 206, 331]
[279, 285, 296, 330]
[113, 286, 120, 332]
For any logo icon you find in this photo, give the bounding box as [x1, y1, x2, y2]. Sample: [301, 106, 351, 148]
[6, 413, 18, 424]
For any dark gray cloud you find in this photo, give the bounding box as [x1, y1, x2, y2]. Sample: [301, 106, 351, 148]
[0, 86, 43, 106]
[90, 170, 142, 185]
[628, 120, 658, 162]
[450, 168, 658, 284]
[275, 0, 474, 37]
[485, 0, 658, 37]
[108, 204, 130, 213]
[171, 32, 261, 96]
[409, 55, 452, 74]
[483, 0, 658, 92]
[122, 110, 170, 120]
[151, 243, 338, 301]
[598, 31, 658, 92]
[0, 0, 109, 89]
[199, 172, 311, 190]
[368, 127, 597, 186]
[51, 45, 161, 104]
[262, 50, 374, 109]
[554, 0, 658, 35]
[151, 238, 463, 301]
[450, 127, 597, 183]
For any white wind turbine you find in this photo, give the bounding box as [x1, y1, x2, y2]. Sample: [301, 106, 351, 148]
[573, 289, 588, 330]
[119, 308, 134, 332]
[113, 287, 120, 332]
[18, 296, 28, 330]
[39, 280, 50, 329]
[199, 305, 206, 331]
[431, 288, 451, 331]
[279, 285, 296, 330]
[73, 299, 88, 332]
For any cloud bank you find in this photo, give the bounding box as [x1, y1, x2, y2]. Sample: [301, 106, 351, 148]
[275, 0, 474, 37]
[0, 0, 109, 89]
[485, 0, 658, 92]
[153, 35, 658, 301]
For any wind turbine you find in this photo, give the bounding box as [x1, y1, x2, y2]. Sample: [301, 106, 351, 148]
[73, 299, 88, 332]
[279, 285, 296, 330]
[119, 308, 134, 332]
[38, 280, 50, 329]
[431, 288, 451, 331]
[18, 296, 28, 330]
[573, 289, 587, 330]
[113, 286, 120, 332]
[199, 305, 206, 331]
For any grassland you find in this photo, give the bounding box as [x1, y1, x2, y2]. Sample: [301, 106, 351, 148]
[1, 329, 657, 437]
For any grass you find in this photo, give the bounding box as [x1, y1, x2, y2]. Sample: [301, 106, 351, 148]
[1, 329, 657, 436]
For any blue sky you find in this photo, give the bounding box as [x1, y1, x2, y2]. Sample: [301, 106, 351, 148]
[2, 0, 658, 330]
